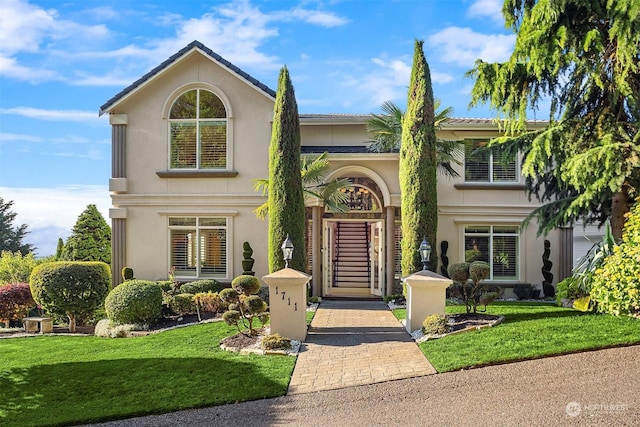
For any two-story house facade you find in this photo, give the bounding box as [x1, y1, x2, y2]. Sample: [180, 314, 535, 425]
[101, 41, 571, 298]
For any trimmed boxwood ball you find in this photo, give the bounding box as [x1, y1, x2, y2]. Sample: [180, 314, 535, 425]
[448, 262, 470, 283]
[469, 261, 490, 283]
[169, 293, 196, 316]
[422, 313, 449, 335]
[219, 288, 239, 304]
[105, 280, 162, 325]
[232, 275, 260, 295]
[245, 295, 267, 314]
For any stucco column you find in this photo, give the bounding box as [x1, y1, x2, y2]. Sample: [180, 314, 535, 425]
[403, 270, 452, 333]
[109, 114, 128, 288]
[262, 268, 311, 342]
[311, 205, 322, 297]
[386, 206, 396, 296]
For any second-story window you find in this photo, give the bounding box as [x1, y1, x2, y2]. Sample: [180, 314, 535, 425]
[169, 89, 227, 169]
[464, 140, 517, 183]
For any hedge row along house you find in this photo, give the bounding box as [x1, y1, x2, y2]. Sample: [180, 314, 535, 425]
[100, 41, 575, 298]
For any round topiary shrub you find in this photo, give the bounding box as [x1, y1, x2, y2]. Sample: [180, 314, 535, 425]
[169, 293, 196, 316]
[469, 261, 490, 283]
[448, 262, 470, 283]
[179, 279, 221, 295]
[422, 313, 449, 335]
[105, 280, 162, 325]
[232, 275, 261, 295]
[219, 288, 239, 304]
[0, 283, 36, 327]
[30, 261, 111, 332]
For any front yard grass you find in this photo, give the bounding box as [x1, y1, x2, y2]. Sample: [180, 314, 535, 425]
[394, 302, 640, 373]
[0, 321, 296, 427]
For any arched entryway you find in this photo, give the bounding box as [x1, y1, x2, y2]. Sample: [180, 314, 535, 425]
[307, 166, 398, 298]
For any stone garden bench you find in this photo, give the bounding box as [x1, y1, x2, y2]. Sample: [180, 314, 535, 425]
[22, 317, 53, 334]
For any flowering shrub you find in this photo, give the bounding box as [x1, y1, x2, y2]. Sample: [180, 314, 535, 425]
[0, 283, 35, 326]
[590, 200, 640, 316]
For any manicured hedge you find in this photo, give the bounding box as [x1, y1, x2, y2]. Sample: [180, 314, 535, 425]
[105, 280, 162, 325]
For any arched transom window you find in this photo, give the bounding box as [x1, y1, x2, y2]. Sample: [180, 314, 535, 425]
[169, 89, 227, 169]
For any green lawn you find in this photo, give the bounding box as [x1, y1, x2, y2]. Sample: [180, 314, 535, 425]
[0, 322, 296, 427]
[394, 302, 640, 373]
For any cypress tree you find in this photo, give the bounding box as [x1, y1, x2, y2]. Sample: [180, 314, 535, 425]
[64, 204, 111, 264]
[267, 66, 306, 272]
[400, 40, 437, 274]
[55, 237, 64, 260]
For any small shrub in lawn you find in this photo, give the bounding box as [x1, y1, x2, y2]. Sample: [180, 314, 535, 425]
[422, 314, 449, 335]
[0, 283, 35, 327]
[105, 280, 162, 325]
[261, 333, 291, 350]
[169, 293, 196, 316]
[220, 275, 268, 335]
[29, 261, 111, 332]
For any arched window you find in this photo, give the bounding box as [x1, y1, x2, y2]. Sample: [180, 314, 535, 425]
[169, 89, 227, 169]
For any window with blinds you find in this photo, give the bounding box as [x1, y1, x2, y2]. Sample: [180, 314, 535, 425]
[169, 89, 227, 169]
[464, 140, 517, 183]
[464, 225, 519, 280]
[169, 217, 228, 278]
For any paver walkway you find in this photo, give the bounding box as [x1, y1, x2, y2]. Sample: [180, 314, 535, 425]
[287, 300, 436, 394]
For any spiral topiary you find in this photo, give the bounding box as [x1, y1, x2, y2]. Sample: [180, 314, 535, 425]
[541, 240, 555, 297]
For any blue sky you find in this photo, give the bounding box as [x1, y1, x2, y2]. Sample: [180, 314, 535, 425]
[0, 0, 516, 256]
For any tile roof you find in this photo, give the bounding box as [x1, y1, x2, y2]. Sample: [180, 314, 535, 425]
[99, 40, 276, 115]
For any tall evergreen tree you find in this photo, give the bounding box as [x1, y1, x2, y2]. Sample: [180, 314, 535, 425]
[468, 0, 640, 240]
[55, 237, 64, 260]
[400, 40, 438, 274]
[63, 204, 111, 264]
[267, 66, 306, 272]
[0, 197, 35, 255]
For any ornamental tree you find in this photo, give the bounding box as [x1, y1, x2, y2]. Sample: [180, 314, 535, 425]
[400, 40, 438, 274]
[267, 66, 306, 272]
[64, 204, 111, 264]
[468, 0, 640, 240]
[30, 261, 111, 332]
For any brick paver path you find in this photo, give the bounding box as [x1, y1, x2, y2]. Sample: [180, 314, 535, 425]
[288, 300, 436, 394]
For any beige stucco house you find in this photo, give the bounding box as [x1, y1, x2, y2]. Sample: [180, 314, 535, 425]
[100, 41, 572, 298]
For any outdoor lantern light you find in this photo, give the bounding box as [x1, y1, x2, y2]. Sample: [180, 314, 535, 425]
[419, 237, 431, 271]
[281, 234, 294, 268]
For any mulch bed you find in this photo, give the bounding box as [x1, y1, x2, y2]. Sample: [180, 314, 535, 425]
[447, 313, 501, 333]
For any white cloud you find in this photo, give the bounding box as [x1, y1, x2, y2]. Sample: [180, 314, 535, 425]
[427, 26, 515, 66]
[282, 7, 349, 27]
[0, 133, 43, 143]
[0, 55, 58, 82]
[0, 107, 104, 123]
[467, 0, 505, 25]
[1, 185, 111, 256]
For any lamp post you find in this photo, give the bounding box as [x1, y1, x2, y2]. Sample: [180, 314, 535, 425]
[281, 234, 294, 268]
[419, 237, 431, 271]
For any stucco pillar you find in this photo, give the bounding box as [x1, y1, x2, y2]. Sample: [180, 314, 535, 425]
[109, 114, 128, 288]
[403, 270, 452, 333]
[110, 217, 126, 288]
[558, 226, 574, 281]
[311, 205, 322, 297]
[386, 206, 396, 296]
[262, 268, 311, 342]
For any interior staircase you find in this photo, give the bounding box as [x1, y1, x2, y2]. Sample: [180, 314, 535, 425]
[333, 222, 370, 288]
